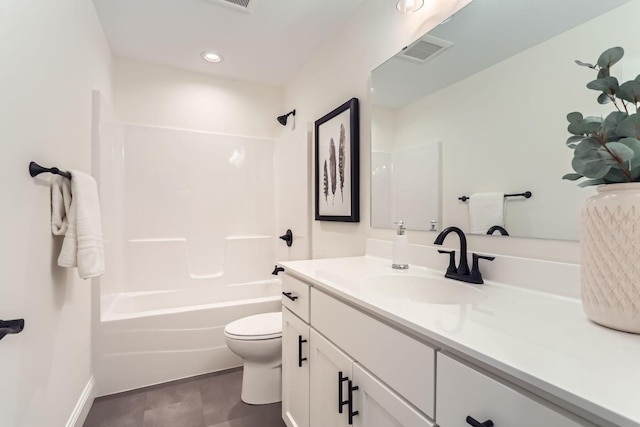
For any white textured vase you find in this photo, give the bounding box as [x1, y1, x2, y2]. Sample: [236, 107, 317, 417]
[581, 183, 640, 334]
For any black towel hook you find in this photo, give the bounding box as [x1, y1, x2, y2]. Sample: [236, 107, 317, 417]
[0, 319, 25, 341]
[29, 161, 72, 180]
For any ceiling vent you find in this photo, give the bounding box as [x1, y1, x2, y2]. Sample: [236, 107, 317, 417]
[209, 0, 253, 13]
[398, 35, 453, 63]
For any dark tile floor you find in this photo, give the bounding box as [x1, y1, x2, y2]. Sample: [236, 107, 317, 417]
[83, 368, 285, 427]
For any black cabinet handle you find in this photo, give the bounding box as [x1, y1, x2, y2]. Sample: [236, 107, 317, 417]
[297, 335, 307, 367]
[338, 371, 350, 413]
[347, 380, 359, 425]
[466, 416, 494, 427]
[282, 291, 298, 301]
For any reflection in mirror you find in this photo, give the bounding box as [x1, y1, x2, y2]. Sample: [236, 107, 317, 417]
[371, 0, 634, 240]
[371, 142, 441, 231]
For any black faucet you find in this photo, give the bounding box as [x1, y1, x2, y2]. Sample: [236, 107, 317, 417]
[272, 265, 285, 275]
[433, 226, 494, 284]
[486, 225, 509, 236]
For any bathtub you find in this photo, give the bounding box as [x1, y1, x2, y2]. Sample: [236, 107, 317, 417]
[96, 278, 282, 396]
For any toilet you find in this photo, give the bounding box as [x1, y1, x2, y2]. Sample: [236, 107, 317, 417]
[224, 311, 283, 405]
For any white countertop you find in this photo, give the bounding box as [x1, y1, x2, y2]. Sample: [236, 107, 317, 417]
[280, 255, 640, 427]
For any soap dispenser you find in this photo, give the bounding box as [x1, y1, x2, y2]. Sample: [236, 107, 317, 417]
[392, 221, 409, 270]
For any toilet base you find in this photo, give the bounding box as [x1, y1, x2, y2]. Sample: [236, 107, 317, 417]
[241, 362, 282, 405]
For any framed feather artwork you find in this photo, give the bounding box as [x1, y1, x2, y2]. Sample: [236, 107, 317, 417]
[314, 98, 360, 222]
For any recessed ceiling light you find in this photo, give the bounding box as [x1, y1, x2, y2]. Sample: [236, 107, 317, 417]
[201, 51, 223, 63]
[396, 0, 424, 14]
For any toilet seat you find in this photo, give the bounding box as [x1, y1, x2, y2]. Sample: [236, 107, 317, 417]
[224, 312, 282, 341]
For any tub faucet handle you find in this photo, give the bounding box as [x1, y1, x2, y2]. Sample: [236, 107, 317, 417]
[279, 229, 293, 247]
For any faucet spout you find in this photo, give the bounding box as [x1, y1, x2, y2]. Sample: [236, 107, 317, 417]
[433, 226, 469, 275]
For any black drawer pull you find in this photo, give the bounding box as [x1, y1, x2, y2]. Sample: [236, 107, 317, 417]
[298, 335, 307, 367]
[466, 416, 494, 427]
[282, 291, 298, 301]
[348, 380, 359, 425]
[338, 371, 349, 413]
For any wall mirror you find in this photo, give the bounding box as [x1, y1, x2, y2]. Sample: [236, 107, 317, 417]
[370, 0, 633, 240]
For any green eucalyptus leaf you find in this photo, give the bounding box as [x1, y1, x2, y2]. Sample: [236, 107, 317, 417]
[597, 46, 624, 69]
[603, 168, 629, 183]
[566, 135, 586, 148]
[575, 60, 595, 68]
[603, 111, 627, 140]
[618, 137, 640, 169]
[602, 141, 635, 163]
[578, 179, 606, 187]
[587, 76, 619, 94]
[597, 92, 612, 104]
[617, 113, 640, 139]
[597, 68, 610, 79]
[630, 166, 640, 180]
[618, 80, 640, 104]
[574, 137, 601, 158]
[567, 116, 603, 135]
[635, 74, 640, 83]
[567, 112, 583, 123]
[572, 154, 611, 179]
[562, 173, 583, 181]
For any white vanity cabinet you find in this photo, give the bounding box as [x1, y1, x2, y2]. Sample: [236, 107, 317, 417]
[309, 329, 354, 427]
[309, 328, 434, 427]
[280, 256, 638, 427]
[282, 274, 311, 427]
[436, 353, 591, 427]
[352, 363, 435, 427]
[282, 273, 437, 427]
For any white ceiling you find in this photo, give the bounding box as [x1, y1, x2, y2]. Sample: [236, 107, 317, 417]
[92, 0, 366, 87]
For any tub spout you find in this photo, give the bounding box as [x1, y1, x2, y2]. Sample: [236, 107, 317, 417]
[272, 265, 285, 275]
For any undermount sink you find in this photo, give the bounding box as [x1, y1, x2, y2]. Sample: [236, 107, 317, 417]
[364, 275, 487, 305]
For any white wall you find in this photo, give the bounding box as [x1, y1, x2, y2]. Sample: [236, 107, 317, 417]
[283, 0, 473, 259]
[0, 0, 112, 426]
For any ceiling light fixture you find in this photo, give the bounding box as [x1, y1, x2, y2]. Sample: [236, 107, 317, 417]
[201, 51, 223, 63]
[396, 0, 424, 14]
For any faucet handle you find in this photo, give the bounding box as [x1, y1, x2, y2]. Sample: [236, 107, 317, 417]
[470, 253, 495, 284]
[437, 250, 457, 275]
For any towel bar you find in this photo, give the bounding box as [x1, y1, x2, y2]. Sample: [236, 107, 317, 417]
[458, 191, 531, 202]
[29, 161, 71, 180]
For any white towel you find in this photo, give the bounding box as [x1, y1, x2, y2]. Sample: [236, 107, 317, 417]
[50, 171, 105, 279]
[468, 192, 505, 234]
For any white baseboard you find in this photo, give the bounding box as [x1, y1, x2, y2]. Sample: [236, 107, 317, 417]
[66, 376, 96, 427]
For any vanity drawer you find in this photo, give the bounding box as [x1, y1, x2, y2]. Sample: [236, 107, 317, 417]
[436, 353, 590, 427]
[282, 273, 310, 322]
[311, 288, 436, 419]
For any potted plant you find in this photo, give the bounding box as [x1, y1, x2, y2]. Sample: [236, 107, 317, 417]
[564, 46, 640, 334]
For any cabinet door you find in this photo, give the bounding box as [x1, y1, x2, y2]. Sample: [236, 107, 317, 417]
[309, 329, 354, 427]
[352, 364, 435, 427]
[282, 308, 310, 427]
[437, 353, 591, 427]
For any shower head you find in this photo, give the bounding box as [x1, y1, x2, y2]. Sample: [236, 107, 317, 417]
[277, 109, 296, 126]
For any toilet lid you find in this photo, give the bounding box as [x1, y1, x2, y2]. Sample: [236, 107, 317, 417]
[224, 312, 282, 340]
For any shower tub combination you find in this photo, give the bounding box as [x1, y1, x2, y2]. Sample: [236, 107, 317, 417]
[98, 275, 281, 395]
[94, 110, 282, 395]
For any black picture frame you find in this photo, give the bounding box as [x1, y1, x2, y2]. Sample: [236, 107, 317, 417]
[314, 98, 360, 222]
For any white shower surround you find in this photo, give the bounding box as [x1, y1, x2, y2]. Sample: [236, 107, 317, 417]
[95, 114, 282, 394]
